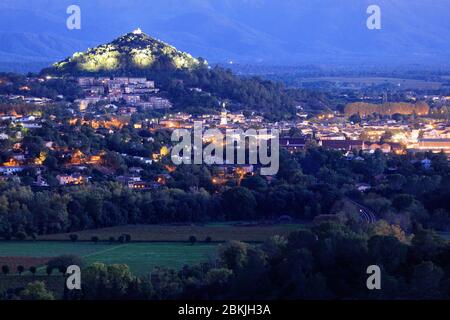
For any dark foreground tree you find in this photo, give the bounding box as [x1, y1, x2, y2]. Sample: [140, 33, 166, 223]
[1, 265, 9, 275]
[17, 265, 25, 275]
[91, 236, 99, 244]
[189, 236, 197, 245]
[29, 266, 37, 275]
[47, 255, 84, 275]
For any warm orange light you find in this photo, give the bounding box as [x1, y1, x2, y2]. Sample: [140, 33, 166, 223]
[160, 146, 170, 157]
[3, 159, 19, 167]
[156, 176, 167, 185]
[165, 165, 176, 173]
[34, 152, 47, 165]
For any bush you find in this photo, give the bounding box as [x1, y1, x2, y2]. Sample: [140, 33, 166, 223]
[393, 194, 414, 210]
[29, 266, 37, 275]
[109, 236, 116, 244]
[221, 187, 257, 220]
[47, 255, 84, 274]
[69, 234, 79, 242]
[1, 265, 9, 275]
[46, 266, 52, 276]
[19, 281, 54, 300]
[91, 236, 99, 244]
[205, 236, 212, 243]
[17, 265, 25, 275]
[118, 235, 125, 243]
[124, 234, 131, 242]
[189, 236, 197, 245]
[16, 231, 27, 241]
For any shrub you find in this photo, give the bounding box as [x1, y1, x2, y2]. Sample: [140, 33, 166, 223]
[109, 236, 116, 244]
[17, 265, 25, 275]
[16, 231, 27, 241]
[69, 234, 79, 242]
[19, 281, 54, 300]
[29, 266, 37, 275]
[1, 265, 9, 275]
[46, 266, 52, 276]
[124, 234, 131, 242]
[47, 255, 84, 274]
[118, 235, 125, 243]
[91, 236, 99, 244]
[189, 236, 197, 245]
[205, 236, 212, 243]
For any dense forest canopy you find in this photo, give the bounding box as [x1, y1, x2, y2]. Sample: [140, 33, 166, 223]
[1, 146, 449, 238]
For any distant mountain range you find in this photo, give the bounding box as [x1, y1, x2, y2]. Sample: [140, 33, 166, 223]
[0, 0, 449, 72]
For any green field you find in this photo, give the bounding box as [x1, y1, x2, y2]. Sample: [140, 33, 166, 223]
[0, 224, 304, 276]
[0, 242, 218, 275]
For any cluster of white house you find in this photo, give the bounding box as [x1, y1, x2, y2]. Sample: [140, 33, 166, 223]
[75, 76, 172, 111]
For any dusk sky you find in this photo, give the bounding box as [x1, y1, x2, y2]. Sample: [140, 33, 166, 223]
[0, 0, 449, 67]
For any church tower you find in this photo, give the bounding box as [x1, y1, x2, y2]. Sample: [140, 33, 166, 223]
[220, 102, 228, 126]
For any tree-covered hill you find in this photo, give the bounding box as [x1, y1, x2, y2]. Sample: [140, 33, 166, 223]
[40, 30, 328, 118]
[42, 29, 203, 76]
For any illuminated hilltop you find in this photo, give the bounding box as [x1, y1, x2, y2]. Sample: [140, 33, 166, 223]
[43, 29, 206, 75]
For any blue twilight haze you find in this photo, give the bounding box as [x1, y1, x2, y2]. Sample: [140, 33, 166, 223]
[0, 0, 449, 70]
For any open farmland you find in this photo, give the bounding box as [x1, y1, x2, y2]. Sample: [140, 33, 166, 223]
[36, 223, 305, 242]
[0, 242, 217, 275]
[82, 243, 217, 275]
[0, 224, 303, 276]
